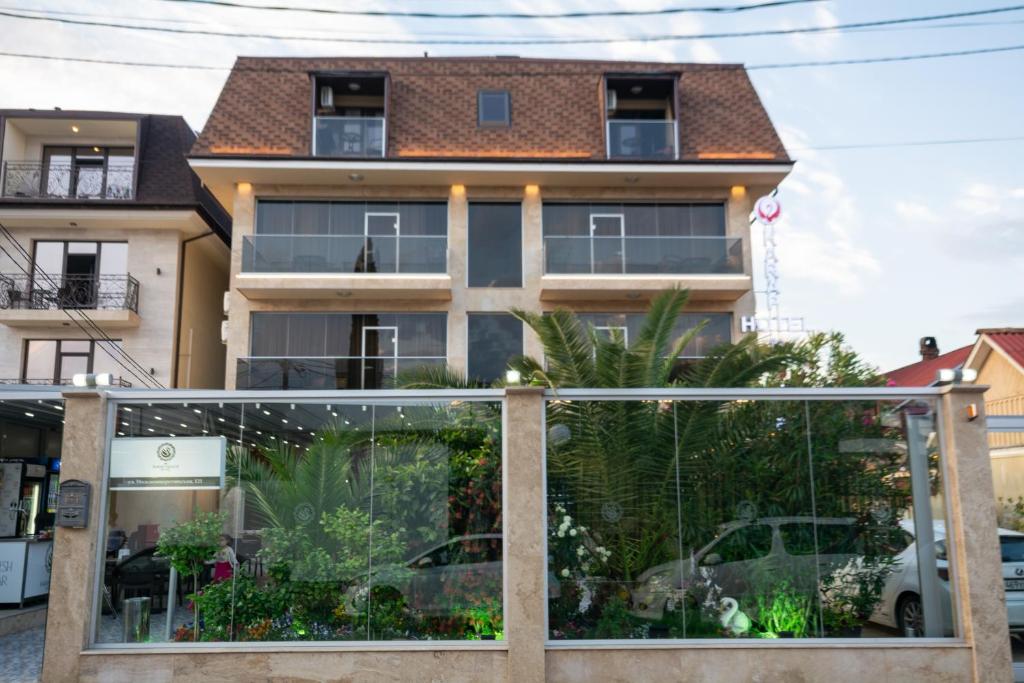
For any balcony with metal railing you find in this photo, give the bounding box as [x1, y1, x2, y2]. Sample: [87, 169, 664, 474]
[313, 117, 386, 158]
[0, 273, 141, 328]
[1, 161, 135, 200]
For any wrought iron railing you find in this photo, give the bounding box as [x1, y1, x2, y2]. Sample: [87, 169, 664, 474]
[1, 161, 134, 199]
[0, 274, 140, 312]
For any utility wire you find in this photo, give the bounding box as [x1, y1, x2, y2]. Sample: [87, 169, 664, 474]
[1, 4, 1023, 45]
[0, 224, 162, 388]
[151, 0, 825, 20]
[790, 135, 1024, 152]
[3, 42, 1023, 74]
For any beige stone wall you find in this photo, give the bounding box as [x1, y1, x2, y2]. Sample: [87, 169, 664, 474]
[224, 182, 757, 387]
[175, 236, 230, 388]
[0, 226, 184, 387]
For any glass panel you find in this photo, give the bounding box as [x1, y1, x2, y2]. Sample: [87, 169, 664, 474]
[314, 117, 385, 157]
[98, 399, 502, 644]
[479, 91, 510, 125]
[607, 120, 676, 160]
[256, 201, 295, 235]
[468, 203, 522, 287]
[105, 148, 134, 199]
[546, 397, 947, 640]
[43, 147, 72, 198]
[60, 340, 91, 353]
[58, 354, 89, 382]
[468, 314, 523, 384]
[24, 340, 57, 382]
[74, 148, 105, 199]
[366, 213, 398, 236]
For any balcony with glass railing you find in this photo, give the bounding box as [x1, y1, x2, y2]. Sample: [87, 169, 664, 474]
[242, 234, 446, 274]
[313, 117, 386, 158]
[236, 356, 445, 390]
[544, 235, 742, 275]
[606, 120, 678, 160]
[1, 161, 134, 199]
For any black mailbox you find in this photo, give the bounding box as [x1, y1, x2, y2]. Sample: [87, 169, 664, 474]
[56, 479, 91, 529]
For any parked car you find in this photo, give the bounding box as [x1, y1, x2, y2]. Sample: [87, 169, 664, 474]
[871, 520, 1024, 636]
[629, 516, 859, 620]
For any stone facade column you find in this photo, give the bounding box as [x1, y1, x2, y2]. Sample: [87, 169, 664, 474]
[939, 384, 1013, 683]
[504, 386, 547, 683]
[41, 390, 108, 683]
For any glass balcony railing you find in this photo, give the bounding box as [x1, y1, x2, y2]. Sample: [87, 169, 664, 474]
[1, 161, 134, 199]
[606, 120, 678, 160]
[543, 235, 743, 275]
[313, 116, 386, 157]
[241, 235, 447, 274]
[0, 273, 140, 312]
[236, 357, 445, 390]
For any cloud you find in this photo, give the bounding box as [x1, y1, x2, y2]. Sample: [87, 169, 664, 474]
[784, 6, 840, 57]
[689, 41, 722, 63]
[894, 200, 941, 223]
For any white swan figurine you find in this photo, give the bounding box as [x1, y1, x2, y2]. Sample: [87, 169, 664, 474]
[719, 597, 751, 636]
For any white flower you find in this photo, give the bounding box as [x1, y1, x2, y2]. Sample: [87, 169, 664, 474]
[569, 529, 577, 537]
[563, 515, 572, 523]
[560, 568, 570, 578]
[579, 526, 586, 532]
[576, 546, 586, 557]
[557, 529, 565, 538]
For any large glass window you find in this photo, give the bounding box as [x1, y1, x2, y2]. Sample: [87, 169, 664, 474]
[246, 201, 447, 274]
[95, 398, 503, 644]
[577, 312, 732, 359]
[22, 339, 125, 385]
[542, 203, 741, 275]
[468, 203, 522, 287]
[468, 314, 523, 384]
[40, 146, 134, 199]
[240, 313, 447, 390]
[546, 397, 949, 641]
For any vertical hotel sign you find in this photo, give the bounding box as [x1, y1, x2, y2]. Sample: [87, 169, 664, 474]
[110, 437, 226, 491]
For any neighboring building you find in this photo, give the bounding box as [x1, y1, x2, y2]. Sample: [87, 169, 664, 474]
[886, 331, 1024, 504]
[0, 110, 231, 388]
[189, 56, 793, 390]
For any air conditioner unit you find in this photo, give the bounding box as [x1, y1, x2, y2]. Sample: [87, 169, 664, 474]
[222, 292, 230, 315]
[319, 86, 334, 108]
[220, 320, 229, 345]
[605, 90, 618, 113]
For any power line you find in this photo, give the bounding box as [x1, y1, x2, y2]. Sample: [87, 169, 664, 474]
[0, 224, 163, 388]
[1, 4, 1024, 45]
[791, 135, 1024, 152]
[151, 0, 825, 20]
[749, 43, 1024, 69]
[4, 41, 1024, 74]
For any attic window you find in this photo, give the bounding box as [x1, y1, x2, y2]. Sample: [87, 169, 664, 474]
[478, 90, 510, 127]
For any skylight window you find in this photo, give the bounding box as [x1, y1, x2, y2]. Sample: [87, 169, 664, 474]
[478, 90, 511, 127]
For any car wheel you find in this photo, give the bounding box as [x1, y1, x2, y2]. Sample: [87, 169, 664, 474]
[897, 594, 924, 637]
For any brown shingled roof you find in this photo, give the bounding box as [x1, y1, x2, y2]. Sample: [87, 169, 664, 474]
[192, 56, 790, 163]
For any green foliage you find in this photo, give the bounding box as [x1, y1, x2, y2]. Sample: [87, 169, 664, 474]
[754, 582, 816, 638]
[192, 574, 286, 642]
[156, 510, 225, 578]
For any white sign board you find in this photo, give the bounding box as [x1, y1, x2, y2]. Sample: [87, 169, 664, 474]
[0, 542, 26, 602]
[109, 437, 226, 491]
[24, 540, 52, 599]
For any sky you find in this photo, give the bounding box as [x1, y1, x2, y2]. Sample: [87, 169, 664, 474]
[0, 0, 1021, 372]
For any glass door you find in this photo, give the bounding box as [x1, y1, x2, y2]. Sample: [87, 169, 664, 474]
[364, 213, 399, 273]
[361, 325, 398, 389]
[590, 214, 625, 274]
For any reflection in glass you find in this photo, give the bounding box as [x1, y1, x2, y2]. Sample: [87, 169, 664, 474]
[97, 400, 503, 644]
[546, 398, 945, 640]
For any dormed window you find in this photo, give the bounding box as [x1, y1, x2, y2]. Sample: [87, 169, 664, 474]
[478, 90, 511, 128]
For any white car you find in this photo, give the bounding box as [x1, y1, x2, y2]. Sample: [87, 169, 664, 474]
[630, 516, 859, 620]
[872, 520, 1024, 636]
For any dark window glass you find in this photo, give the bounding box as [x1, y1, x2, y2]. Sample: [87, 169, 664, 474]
[543, 203, 725, 238]
[478, 90, 510, 127]
[780, 523, 858, 556]
[1001, 537, 1024, 562]
[708, 524, 774, 564]
[468, 314, 523, 384]
[249, 313, 445, 359]
[577, 312, 731, 358]
[468, 203, 522, 287]
[255, 202, 295, 234]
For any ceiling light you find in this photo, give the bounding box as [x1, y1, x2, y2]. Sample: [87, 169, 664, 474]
[218, 417, 226, 423]
[92, 146, 100, 153]
[630, 85, 643, 95]
[179, 423, 187, 428]
[262, 409, 271, 416]
[193, 408, 201, 414]
[24, 411, 34, 418]
[348, 173, 364, 182]
[71, 124, 80, 133]
[624, 176, 639, 184]
[154, 416, 163, 421]
[123, 407, 132, 412]
[348, 82, 361, 91]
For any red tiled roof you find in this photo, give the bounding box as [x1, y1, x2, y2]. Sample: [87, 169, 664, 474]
[980, 329, 1024, 370]
[192, 56, 790, 162]
[885, 345, 973, 387]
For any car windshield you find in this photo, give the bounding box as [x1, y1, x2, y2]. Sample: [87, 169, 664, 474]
[1000, 536, 1024, 562]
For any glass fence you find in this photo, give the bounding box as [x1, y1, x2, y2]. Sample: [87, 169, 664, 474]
[94, 395, 503, 645]
[241, 234, 447, 274]
[544, 395, 950, 641]
[606, 120, 678, 160]
[543, 236, 743, 275]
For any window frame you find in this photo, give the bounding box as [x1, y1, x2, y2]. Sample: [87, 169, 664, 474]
[477, 90, 511, 128]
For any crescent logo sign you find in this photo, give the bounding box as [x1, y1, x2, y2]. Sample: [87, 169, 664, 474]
[156, 443, 176, 462]
[754, 195, 782, 225]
